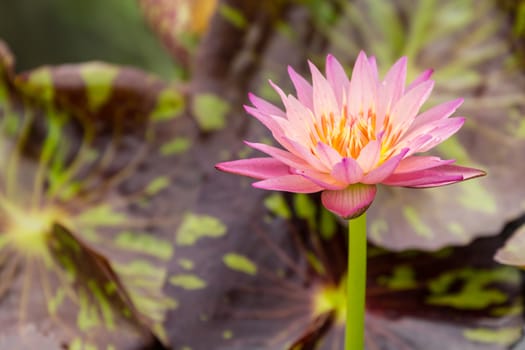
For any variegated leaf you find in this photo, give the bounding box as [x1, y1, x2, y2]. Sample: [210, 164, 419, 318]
[0, 40, 186, 349]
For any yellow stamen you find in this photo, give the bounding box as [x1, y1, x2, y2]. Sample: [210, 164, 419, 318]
[308, 107, 399, 163]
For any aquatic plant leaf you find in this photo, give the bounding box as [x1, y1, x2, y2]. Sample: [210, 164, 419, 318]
[165, 173, 523, 349]
[0, 39, 187, 348]
[15, 60, 184, 126]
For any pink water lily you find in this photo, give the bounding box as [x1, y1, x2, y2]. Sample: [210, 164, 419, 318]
[216, 52, 485, 219]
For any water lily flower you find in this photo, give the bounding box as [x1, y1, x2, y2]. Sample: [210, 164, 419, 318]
[216, 52, 485, 219]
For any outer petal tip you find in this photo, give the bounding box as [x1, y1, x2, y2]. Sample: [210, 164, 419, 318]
[422, 68, 434, 80]
[321, 184, 377, 219]
[466, 168, 487, 180]
[215, 158, 292, 180]
[326, 54, 341, 68]
[287, 65, 298, 77]
[247, 92, 258, 105]
[457, 165, 487, 182]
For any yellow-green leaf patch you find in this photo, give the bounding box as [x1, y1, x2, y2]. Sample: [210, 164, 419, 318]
[176, 213, 227, 246]
[222, 253, 257, 275]
[114, 231, 173, 261]
[170, 274, 207, 290]
[191, 93, 230, 131]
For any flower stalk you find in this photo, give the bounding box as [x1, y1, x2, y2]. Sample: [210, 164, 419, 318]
[346, 212, 367, 350]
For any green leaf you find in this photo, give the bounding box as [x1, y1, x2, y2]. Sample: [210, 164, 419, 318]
[191, 93, 230, 131]
[0, 42, 187, 347]
[223, 253, 257, 275]
[79, 63, 119, 111]
[170, 274, 207, 290]
[175, 213, 227, 246]
[150, 87, 185, 121]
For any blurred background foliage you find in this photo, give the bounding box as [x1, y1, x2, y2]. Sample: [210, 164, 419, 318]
[0, 0, 177, 77]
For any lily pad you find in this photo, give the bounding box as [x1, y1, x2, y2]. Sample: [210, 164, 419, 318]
[0, 40, 188, 349]
[165, 175, 524, 349]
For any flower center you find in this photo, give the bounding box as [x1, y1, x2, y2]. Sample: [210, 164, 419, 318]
[308, 108, 402, 162]
[308, 108, 376, 158]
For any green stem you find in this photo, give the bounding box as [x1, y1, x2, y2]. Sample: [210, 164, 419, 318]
[345, 212, 367, 350]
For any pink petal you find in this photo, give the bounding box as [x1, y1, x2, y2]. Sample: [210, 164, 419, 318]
[270, 117, 327, 167]
[390, 80, 434, 129]
[293, 168, 346, 190]
[415, 117, 466, 153]
[331, 157, 364, 184]
[270, 116, 301, 147]
[244, 105, 285, 139]
[362, 148, 409, 184]
[283, 95, 315, 137]
[357, 140, 381, 173]
[269, 80, 290, 109]
[400, 117, 465, 149]
[248, 93, 285, 117]
[394, 134, 433, 157]
[381, 57, 407, 105]
[382, 164, 486, 188]
[394, 156, 456, 174]
[368, 56, 378, 81]
[348, 51, 377, 116]
[288, 66, 313, 110]
[326, 54, 350, 108]
[309, 60, 339, 118]
[215, 158, 290, 179]
[377, 57, 407, 122]
[411, 98, 464, 129]
[384, 56, 407, 98]
[321, 184, 377, 219]
[398, 117, 465, 153]
[245, 141, 310, 170]
[282, 136, 329, 171]
[384, 173, 462, 188]
[406, 69, 434, 92]
[316, 142, 342, 168]
[253, 175, 323, 193]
